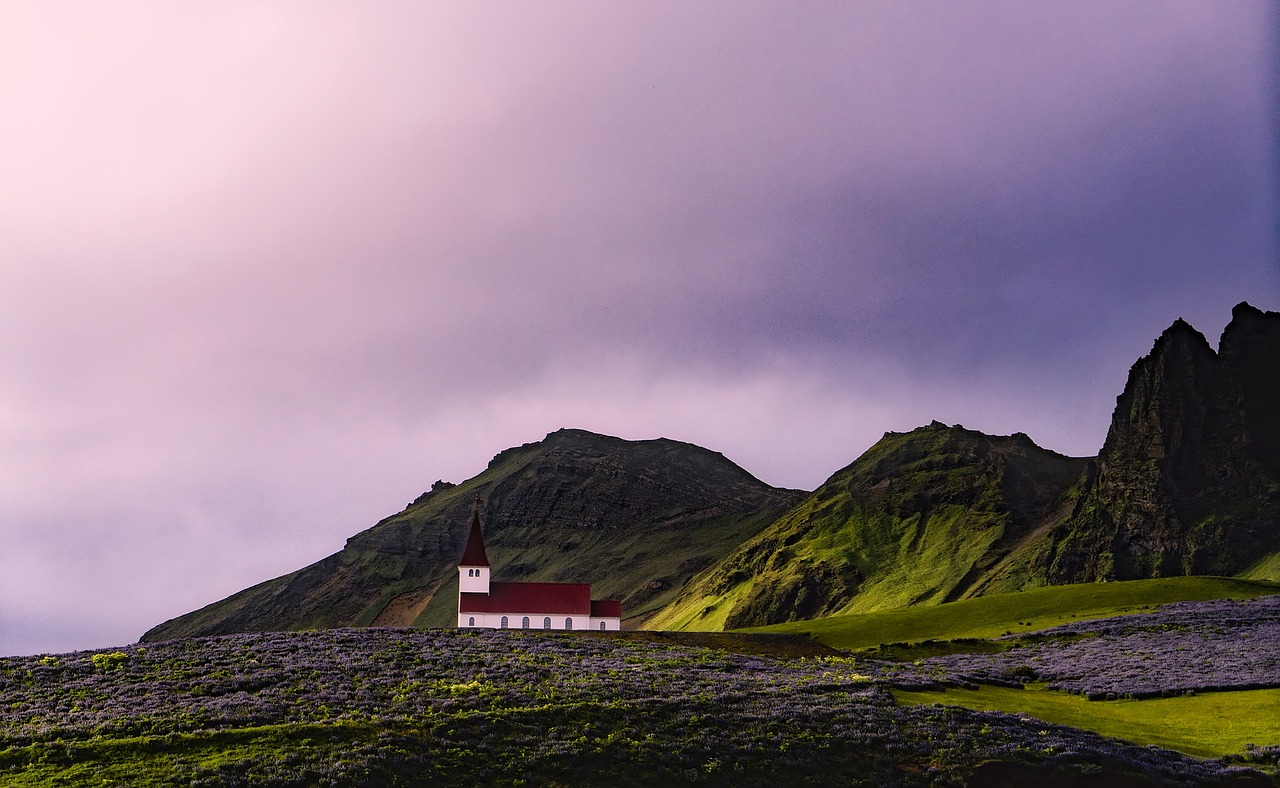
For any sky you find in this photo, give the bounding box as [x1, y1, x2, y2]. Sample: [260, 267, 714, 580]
[2, 2, 1277, 657]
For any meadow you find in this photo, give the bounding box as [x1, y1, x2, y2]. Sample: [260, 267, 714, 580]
[746, 578, 1280, 775]
[3, 579, 1277, 785]
[1, 625, 1270, 786]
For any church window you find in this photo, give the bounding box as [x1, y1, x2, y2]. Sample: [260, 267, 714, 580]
[565, 617, 573, 630]
[599, 621, 606, 631]
[500, 616, 508, 628]
[468, 617, 475, 626]
[543, 617, 551, 629]
[522, 616, 530, 629]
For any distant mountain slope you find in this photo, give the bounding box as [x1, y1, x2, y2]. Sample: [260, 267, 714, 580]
[652, 302, 1280, 630]
[142, 429, 804, 642]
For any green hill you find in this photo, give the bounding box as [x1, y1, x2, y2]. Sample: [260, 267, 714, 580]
[647, 423, 1089, 630]
[142, 429, 803, 641]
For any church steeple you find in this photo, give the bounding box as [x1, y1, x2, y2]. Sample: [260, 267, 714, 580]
[459, 496, 490, 567]
[458, 496, 491, 596]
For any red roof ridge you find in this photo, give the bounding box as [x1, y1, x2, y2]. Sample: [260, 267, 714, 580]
[460, 581, 592, 614]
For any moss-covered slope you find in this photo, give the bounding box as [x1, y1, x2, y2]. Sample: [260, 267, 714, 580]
[142, 429, 803, 641]
[648, 423, 1088, 630]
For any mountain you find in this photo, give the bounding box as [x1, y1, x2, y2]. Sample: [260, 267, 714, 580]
[142, 429, 804, 642]
[651, 302, 1280, 629]
[646, 423, 1089, 630]
[146, 303, 1280, 640]
[1027, 302, 1280, 583]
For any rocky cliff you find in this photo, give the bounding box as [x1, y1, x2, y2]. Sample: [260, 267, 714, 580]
[1039, 302, 1280, 581]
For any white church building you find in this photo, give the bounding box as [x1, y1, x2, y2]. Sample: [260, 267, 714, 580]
[457, 501, 622, 631]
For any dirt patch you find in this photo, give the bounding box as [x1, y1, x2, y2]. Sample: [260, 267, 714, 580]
[371, 582, 441, 627]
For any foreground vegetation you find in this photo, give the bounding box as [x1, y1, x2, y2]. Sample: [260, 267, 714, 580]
[894, 686, 1280, 761]
[849, 594, 1280, 775]
[5, 580, 1277, 785]
[4, 623, 1273, 786]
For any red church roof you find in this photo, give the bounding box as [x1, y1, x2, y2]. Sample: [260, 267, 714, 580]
[458, 504, 489, 567]
[460, 582, 592, 615]
[590, 599, 622, 618]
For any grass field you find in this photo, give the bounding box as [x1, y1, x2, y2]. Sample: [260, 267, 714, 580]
[0, 722, 377, 787]
[741, 576, 1280, 651]
[892, 685, 1280, 760]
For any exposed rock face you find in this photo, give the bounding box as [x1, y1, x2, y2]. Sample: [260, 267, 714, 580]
[1045, 303, 1280, 581]
[142, 429, 803, 642]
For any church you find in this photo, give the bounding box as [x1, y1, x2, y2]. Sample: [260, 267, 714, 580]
[457, 501, 622, 631]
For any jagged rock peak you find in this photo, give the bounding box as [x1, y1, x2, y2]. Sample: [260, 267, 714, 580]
[1220, 301, 1280, 351]
[1151, 316, 1214, 356]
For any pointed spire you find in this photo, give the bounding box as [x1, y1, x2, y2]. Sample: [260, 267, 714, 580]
[459, 495, 490, 567]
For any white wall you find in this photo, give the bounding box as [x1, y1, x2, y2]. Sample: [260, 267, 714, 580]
[458, 566, 489, 594]
[457, 612, 619, 630]
[589, 617, 621, 631]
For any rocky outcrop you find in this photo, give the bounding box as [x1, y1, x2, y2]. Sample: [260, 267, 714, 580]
[1044, 303, 1280, 581]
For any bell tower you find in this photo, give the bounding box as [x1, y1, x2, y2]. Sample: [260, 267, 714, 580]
[458, 496, 490, 595]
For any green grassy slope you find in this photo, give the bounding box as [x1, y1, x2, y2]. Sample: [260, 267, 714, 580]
[648, 423, 1089, 631]
[1241, 550, 1280, 582]
[741, 576, 1280, 651]
[893, 685, 1280, 760]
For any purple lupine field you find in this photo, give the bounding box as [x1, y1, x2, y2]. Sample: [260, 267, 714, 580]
[873, 596, 1280, 700]
[2, 600, 1278, 785]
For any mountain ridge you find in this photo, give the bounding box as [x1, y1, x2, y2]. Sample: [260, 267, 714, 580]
[144, 302, 1280, 640]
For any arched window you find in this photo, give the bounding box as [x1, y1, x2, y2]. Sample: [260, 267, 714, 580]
[522, 616, 530, 629]
[565, 617, 573, 630]
[468, 617, 475, 627]
[599, 621, 606, 631]
[543, 617, 551, 629]
[500, 616, 508, 628]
